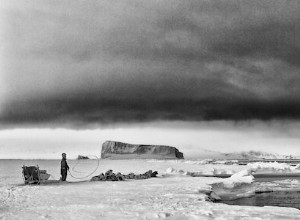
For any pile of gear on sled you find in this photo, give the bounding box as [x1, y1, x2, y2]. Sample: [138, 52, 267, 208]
[22, 165, 51, 184]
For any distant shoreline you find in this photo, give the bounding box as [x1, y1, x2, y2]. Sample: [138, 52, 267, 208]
[2, 158, 300, 164]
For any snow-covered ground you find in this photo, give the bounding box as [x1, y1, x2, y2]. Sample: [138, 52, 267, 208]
[1, 159, 300, 219]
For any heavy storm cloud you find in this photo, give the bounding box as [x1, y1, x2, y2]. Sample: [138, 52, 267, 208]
[1, 0, 299, 127]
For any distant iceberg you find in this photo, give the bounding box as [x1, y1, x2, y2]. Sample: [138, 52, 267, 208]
[101, 141, 184, 159]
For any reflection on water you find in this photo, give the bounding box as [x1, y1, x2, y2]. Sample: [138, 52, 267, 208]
[217, 190, 300, 210]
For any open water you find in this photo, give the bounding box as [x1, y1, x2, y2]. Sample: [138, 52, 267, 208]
[218, 190, 300, 210]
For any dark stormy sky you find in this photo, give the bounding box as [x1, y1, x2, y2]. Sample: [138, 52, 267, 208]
[0, 0, 300, 158]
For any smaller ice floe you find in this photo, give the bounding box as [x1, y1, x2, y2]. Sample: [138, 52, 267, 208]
[183, 159, 214, 165]
[208, 169, 256, 201]
[189, 168, 235, 177]
[164, 167, 235, 178]
[248, 162, 300, 174]
[164, 167, 189, 176]
[212, 160, 238, 165]
[218, 169, 254, 189]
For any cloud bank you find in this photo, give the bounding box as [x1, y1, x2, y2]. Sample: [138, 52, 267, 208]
[1, 0, 300, 127]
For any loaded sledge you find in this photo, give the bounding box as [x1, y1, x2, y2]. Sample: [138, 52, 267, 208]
[22, 165, 52, 184]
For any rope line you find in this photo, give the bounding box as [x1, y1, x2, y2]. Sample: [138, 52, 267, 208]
[0, 186, 14, 204]
[68, 155, 100, 179]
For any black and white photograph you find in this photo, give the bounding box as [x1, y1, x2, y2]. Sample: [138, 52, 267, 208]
[1, 0, 300, 219]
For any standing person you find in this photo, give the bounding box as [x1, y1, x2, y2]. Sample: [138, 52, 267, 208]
[61, 153, 69, 181]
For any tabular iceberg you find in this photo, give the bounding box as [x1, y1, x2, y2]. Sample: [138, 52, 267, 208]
[101, 141, 184, 159]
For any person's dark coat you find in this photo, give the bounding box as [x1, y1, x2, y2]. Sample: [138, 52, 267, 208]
[61, 158, 69, 181]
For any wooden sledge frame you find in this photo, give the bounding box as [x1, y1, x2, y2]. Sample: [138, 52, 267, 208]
[22, 165, 41, 184]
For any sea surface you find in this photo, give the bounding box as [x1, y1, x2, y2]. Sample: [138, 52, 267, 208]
[218, 190, 300, 210]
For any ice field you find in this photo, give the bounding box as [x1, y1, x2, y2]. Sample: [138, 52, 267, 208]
[1, 159, 300, 219]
